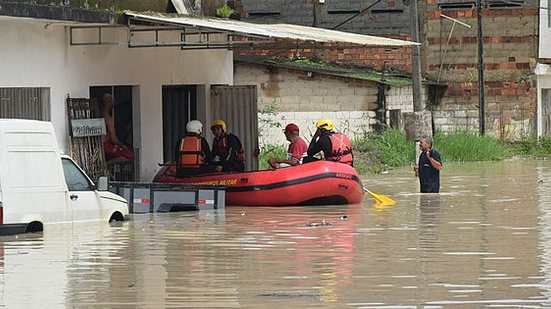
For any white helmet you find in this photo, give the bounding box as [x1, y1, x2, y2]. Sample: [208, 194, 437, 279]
[186, 120, 203, 135]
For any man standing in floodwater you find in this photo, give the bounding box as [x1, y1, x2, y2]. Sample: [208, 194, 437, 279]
[414, 135, 442, 193]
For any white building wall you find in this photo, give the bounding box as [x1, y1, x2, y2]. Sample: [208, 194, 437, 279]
[539, 0, 551, 59]
[536, 64, 551, 136]
[0, 19, 233, 180]
[537, 0, 551, 137]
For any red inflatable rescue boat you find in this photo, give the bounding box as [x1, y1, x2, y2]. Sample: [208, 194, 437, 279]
[153, 161, 364, 206]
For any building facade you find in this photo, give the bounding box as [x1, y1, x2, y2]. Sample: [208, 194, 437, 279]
[0, 7, 233, 180]
[424, 0, 538, 139]
[234, 58, 422, 146]
[536, 0, 551, 136]
[236, 0, 542, 139]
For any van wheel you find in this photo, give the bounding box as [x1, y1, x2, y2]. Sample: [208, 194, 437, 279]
[109, 212, 124, 223]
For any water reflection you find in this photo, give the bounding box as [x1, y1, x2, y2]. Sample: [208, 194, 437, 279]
[1, 161, 551, 307]
[419, 194, 441, 251]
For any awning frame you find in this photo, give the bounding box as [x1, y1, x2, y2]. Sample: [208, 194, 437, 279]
[69, 12, 417, 50]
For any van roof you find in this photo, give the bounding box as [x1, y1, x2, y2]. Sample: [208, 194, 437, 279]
[0, 119, 54, 132]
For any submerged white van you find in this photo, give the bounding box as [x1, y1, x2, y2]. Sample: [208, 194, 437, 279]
[0, 119, 129, 236]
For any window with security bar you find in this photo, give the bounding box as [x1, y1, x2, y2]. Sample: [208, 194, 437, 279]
[0, 87, 50, 120]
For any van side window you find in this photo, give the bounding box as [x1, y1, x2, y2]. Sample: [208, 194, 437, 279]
[61, 158, 93, 191]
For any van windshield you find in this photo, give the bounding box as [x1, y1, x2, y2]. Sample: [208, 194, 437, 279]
[61, 158, 93, 191]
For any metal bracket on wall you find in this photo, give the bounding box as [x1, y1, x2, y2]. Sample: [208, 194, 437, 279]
[69, 17, 275, 50]
[125, 16, 274, 50]
[69, 25, 126, 46]
[436, 13, 472, 83]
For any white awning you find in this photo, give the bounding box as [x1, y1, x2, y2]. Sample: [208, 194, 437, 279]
[124, 11, 417, 49]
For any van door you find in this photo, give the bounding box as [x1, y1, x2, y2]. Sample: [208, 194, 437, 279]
[2, 131, 69, 225]
[61, 158, 102, 223]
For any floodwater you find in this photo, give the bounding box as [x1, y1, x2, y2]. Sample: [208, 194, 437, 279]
[2, 160, 551, 308]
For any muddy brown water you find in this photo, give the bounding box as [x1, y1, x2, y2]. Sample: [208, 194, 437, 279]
[2, 160, 551, 307]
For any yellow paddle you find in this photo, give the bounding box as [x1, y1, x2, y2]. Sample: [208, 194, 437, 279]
[363, 186, 396, 205]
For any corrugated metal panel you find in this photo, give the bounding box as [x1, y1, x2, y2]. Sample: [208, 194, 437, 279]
[125, 12, 417, 47]
[0, 87, 50, 120]
[211, 85, 259, 171]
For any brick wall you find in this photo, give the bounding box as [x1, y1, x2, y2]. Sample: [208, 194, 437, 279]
[425, 6, 538, 139]
[236, 0, 411, 36]
[236, 43, 413, 74]
[387, 86, 422, 113]
[234, 63, 414, 145]
[234, 0, 414, 73]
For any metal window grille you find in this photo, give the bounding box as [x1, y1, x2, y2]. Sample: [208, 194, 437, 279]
[0, 87, 50, 120]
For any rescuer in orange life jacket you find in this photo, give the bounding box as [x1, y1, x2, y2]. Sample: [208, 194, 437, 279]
[175, 120, 214, 178]
[303, 118, 354, 166]
[211, 119, 245, 173]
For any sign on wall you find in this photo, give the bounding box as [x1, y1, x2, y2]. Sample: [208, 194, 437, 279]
[70, 118, 106, 137]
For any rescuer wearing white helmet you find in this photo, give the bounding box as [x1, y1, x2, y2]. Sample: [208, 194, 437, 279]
[175, 120, 213, 177]
[303, 118, 354, 166]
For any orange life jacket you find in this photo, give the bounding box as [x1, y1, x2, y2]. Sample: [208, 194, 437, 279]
[178, 136, 204, 168]
[327, 133, 353, 165]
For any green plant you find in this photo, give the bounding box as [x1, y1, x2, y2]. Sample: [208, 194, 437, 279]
[352, 129, 415, 174]
[509, 135, 551, 158]
[215, 5, 235, 18]
[435, 129, 508, 161]
[258, 101, 281, 144]
[258, 144, 287, 170]
[351, 128, 513, 175]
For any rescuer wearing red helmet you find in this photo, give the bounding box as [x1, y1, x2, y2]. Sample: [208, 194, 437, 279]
[267, 123, 308, 169]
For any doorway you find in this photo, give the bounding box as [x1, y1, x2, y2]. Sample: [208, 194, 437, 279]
[162, 85, 197, 163]
[90, 86, 135, 181]
[90, 86, 134, 149]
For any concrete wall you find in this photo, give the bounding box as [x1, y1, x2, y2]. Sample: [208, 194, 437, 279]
[424, 5, 538, 139]
[0, 18, 233, 180]
[234, 63, 414, 146]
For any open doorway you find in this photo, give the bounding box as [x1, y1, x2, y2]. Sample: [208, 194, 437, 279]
[162, 85, 197, 163]
[90, 86, 134, 149]
[90, 86, 135, 181]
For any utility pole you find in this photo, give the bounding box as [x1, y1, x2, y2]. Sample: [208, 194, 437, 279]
[313, 0, 324, 58]
[477, 0, 486, 135]
[313, 0, 322, 28]
[410, 0, 423, 112]
[403, 0, 432, 172]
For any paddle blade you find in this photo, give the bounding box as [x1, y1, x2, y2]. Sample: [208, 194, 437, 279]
[364, 188, 396, 205]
